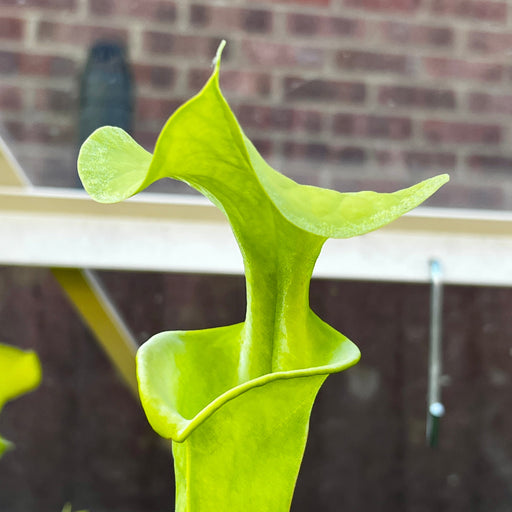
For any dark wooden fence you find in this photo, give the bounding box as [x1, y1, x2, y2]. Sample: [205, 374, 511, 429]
[0, 267, 511, 512]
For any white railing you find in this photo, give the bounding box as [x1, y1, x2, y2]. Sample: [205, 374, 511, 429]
[1, 185, 511, 287]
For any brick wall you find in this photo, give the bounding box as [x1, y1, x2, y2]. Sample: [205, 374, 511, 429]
[1, 0, 512, 208]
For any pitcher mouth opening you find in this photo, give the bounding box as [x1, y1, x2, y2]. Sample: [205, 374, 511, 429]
[136, 323, 360, 443]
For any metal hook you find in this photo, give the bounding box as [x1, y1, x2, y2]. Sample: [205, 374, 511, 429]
[427, 259, 445, 447]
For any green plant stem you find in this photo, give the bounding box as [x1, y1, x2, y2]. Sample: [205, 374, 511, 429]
[239, 220, 326, 382]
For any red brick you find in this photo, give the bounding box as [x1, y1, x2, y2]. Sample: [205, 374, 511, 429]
[344, 0, 420, 12]
[242, 40, 324, 68]
[37, 21, 127, 46]
[378, 85, 456, 109]
[423, 120, 501, 144]
[189, 5, 271, 33]
[469, 92, 512, 115]
[251, 138, 275, 159]
[284, 77, 365, 103]
[380, 21, 453, 47]
[189, 4, 209, 25]
[0, 85, 22, 110]
[136, 97, 184, 122]
[284, 144, 367, 168]
[292, 109, 324, 132]
[34, 88, 75, 113]
[133, 129, 158, 151]
[89, 0, 112, 15]
[189, 69, 271, 97]
[468, 31, 512, 54]
[252, 0, 330, 6]
[336, 50, 412, 75]
[333, 146, 367, 165]
[233, 104, 277, 130]
[234, 105, 323, 132]
[424, 183, 504, 209]
[20, 53, 76, 76]
[5, 120, 74, 144]
[333, 114, 412, 139]
[375, 150, 397, 166]
[144, 33, 224, 59]
[405, 151, 456, 171]
[243, 9, 273, 33]
[0, 52, 76, 76]
[223, 71, 272, 97]
[133, 128, 160, 151]
[423, 57, 503, 82]
[143, 31, 173, 54]
[133, 64, 175, 90]
[89, 0, 176, 21]
[467, 154, 512, 173]
[376, 149, 456, 172]
[283, 141, 330, 161]
[431, 0, 507, 23]
[287, 13, 365, 38]
[0, 17, 24, 40]
[0, 51, 19, 74]
[0, 0, 76, 9]
[279, 166, 321, 187]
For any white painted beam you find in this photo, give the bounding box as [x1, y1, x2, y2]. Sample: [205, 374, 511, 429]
[1, 186, 512, 287]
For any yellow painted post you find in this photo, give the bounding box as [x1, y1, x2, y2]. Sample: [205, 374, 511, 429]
[52, 268, 138, 397]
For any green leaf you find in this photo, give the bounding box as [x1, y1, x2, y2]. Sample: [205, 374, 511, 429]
[0, 343, 42, 458]
[137, 318, 360, 442]
[0, 435, 13, 458]
[79, 41, 448, 511]
[137, 321, 359, 510]
[61, 503, 89, 512]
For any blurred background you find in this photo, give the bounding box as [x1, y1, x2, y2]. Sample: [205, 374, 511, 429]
[1, 0, 512, 206]
[0, 1, 511, 511]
